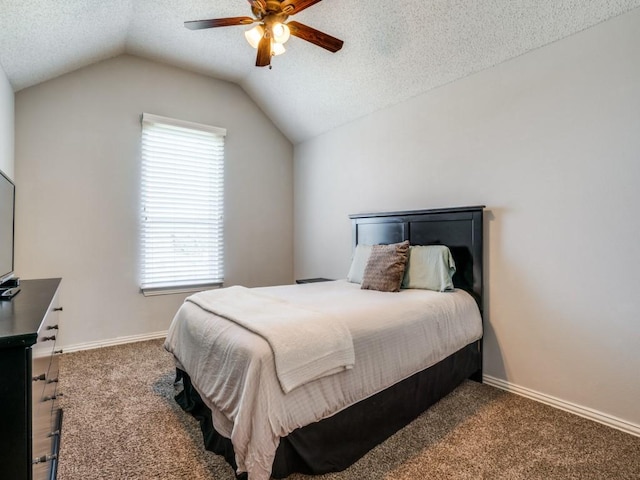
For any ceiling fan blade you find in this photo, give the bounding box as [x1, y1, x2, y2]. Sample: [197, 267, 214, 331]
[287, 21, 343, 53]
[184, 17, 254, 30]
[256, 36, 272, 67]
[247, 0, 266, 15]
[281, 0, 323, 15]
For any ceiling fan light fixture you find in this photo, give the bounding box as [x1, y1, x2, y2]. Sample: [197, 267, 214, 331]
[244, 24, 265, 49]
[271, 42, 286, 56]
[271, 22, 291, 44]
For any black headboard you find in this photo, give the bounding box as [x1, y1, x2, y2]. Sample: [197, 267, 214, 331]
[349, 206, 484, 311]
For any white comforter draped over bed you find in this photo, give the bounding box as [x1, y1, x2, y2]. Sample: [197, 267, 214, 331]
[164, 280, 482, 480]
[186, 286, 355, 393]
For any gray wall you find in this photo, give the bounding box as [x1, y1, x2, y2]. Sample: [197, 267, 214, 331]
[15, 54, 294, 349]
[0, 65, 13, 178]
[294, 10, 640, 427]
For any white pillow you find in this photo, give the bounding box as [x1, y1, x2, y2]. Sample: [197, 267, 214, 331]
[401, 245, 456, 292]
[347, 244, 373, 284]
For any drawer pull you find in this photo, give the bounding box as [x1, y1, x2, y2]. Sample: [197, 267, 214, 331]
[53, 307, 63, 311]
[46, 324, 59, 330]
[47, 377, 59, 383]
[54, 349, 64, 355]
[33, 373, 46, 382]
[43, 393, 63, 402]
[33, 454, 57, 464]
[41, 335, 56, 342]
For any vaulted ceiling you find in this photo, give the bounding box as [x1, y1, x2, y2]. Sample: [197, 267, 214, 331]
[1, 1, 639, 143]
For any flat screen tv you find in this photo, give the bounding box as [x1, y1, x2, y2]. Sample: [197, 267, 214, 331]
[0, 169, 15, 285]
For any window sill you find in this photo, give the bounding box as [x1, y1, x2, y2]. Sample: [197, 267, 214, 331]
[141, 283, 223, 297]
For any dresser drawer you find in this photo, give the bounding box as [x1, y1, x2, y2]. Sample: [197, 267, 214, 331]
[32, 291, 61, 360]
[32, 377, 60, 480]
[32, 417, 55, 478]
[32, 408, 62, 480]
[31, 354, 49, 413]
[34, 374, 58, 416]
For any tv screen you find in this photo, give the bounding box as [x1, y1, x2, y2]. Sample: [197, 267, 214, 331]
[0, 169, 15, 284]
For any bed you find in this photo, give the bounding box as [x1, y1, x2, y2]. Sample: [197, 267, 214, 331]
[165, 205, 485, 480]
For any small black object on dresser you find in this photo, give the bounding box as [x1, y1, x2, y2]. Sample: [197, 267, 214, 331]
[295, 278, 333, 284]
[0, 276, 21, 299]
[0, 278, 63, 480]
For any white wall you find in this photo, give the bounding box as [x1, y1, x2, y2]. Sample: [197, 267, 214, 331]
[0, 64, 13, 179]
[15, 54, 294, 348]
[294, 9, 640, 428]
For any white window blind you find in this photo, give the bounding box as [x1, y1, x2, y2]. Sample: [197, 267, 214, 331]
[140, 113, 226, 294]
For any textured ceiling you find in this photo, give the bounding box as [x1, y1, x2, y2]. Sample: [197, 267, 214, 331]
[1, 1, 639, 143]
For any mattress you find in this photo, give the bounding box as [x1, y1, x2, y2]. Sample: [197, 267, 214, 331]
[164, 280, 483, 480]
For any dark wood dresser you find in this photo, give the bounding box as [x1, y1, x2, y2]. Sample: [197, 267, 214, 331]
[0, 278, 63, 480]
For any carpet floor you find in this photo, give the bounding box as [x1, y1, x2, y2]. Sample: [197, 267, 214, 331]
[57, 339, 640, 479]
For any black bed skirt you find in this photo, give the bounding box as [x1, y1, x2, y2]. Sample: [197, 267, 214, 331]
[175, 340, 482, 479]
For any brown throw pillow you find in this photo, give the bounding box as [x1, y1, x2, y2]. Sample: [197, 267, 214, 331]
[361, 241, 410, 292]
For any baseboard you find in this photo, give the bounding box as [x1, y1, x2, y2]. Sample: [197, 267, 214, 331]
[62, 330, 168, 354]
[483, 375, 640, 438]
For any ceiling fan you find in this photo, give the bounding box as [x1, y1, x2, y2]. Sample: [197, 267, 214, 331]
[185, 0, 344, 68]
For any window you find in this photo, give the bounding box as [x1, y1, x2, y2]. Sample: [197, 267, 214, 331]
[140, 113, 226, 295]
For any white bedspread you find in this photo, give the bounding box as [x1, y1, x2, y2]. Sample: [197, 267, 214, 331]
[164, 280, 482, 480]
[186, 286, 354, 393]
